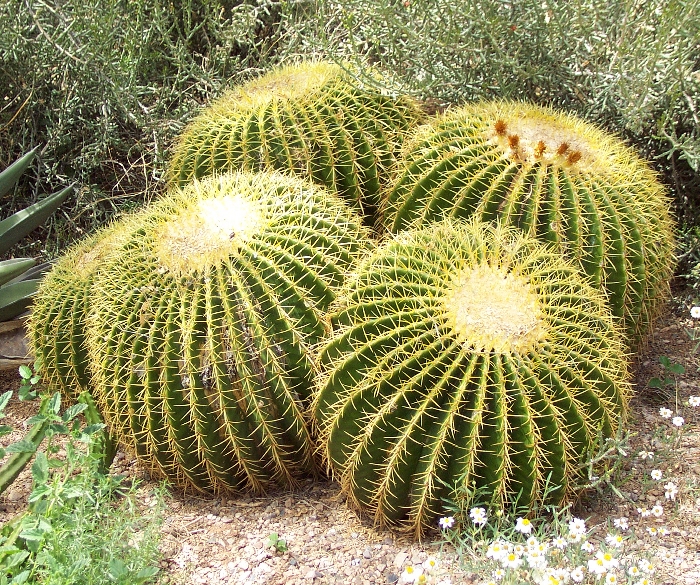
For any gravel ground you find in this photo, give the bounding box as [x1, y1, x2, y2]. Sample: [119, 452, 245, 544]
[1, 289, 699, 585]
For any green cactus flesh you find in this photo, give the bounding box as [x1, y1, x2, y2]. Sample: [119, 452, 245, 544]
[86, 171, 372, 493]
[168, 61, 423, 226]
[381, 101, 675, 346]
[313, 219, 630, 537]
[28, 223, 130, 399]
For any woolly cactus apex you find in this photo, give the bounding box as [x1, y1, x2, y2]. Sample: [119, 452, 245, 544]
[168, 61, 424, 226]
[381, 101, 675, 346]
[28, 222, 132, 400]
[314, 219, 630, 537]
[87, 171, 372, 493]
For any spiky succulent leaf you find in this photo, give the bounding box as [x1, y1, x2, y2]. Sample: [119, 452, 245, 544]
[381, 101, 675, 346]
[0, 150, 71, 321]
[0, 258, 35, 287]
[86, 171, 372, 493]
[0, 185, 72, 256]
[0, 148, 38, 200]
[0, 280, 39, 322]
[314, 219, 630, 537]
[168, 61, 423, 226]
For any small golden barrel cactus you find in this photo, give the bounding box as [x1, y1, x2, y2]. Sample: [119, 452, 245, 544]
[314, 219, 630, 537]
[381, 101, 675, 345]
[168, 61, 424, 226]
[85, 171, 372, 493]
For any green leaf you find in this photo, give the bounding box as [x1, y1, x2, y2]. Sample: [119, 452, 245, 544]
[31, 452, 48, 485]
[0, 259, 35, 288]
[47, 423, 69, 435]
[0, 390, 12, 412]
[667, 363, 685, 375]
[0, 280, 39, 322]
[659, 355, 671, 368]
[28, 484, 51, 503]
[2, 550, 29, 571]
[17, 385, 37, 402]
[19, 525, 51, 543]
[61, 402, 87, 422]
[0, 448, 5, 459]
[17, 366, 32, 380]
[25, 414, 46, 426]
[82, 423, 106, 436]
[0, 184, 72, 256]
[0, 149, 37, 200]
[48, 393, 61, 415]
[10, 570, 30, 584]
[108, 558, 128, 580]
[4, 439, 38, 454]
[647, 377, 663, 388]
[134, 567, 159, 582]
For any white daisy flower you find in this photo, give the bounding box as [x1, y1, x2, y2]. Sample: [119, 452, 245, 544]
[515, 517, 533, 534]
[664, 481, 678, 500]
[570, 566, 585, 582]
[605, 533, 624, 548]
[568, 517, 587, 537]
[400, 564, 423, 583]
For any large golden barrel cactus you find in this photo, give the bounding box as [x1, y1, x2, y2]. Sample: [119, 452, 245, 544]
[81, 171, 372, 493]
[380, 101, 675, 346]
[168, 61, 424, 226]
[314, 219, 630, 537]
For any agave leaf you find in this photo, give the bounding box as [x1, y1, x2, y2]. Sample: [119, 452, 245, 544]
[0, 185, 72, 255]
[0, 148, 38, 199]
[5, 261, 52, 285]
[0, 258, 36, 287]
[0, 279, 39, 322]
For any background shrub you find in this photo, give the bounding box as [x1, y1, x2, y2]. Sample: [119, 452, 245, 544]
[0, 0, 312, 255]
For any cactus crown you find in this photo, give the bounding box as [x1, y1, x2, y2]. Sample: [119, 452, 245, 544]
[153, 180, 268, 276]
[206, 61, 343, 113]
[488, 105, 609, 170]
[442, 264, 546, 353]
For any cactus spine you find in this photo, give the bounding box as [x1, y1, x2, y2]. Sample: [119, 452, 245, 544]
[381, 101, 675, 345]
[314, 219, 630, 537]
[168, 61, 424, 226]
[85, 171, 372, 493]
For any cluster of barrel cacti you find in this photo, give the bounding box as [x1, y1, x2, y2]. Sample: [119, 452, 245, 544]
[27, 60, 675, 537]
